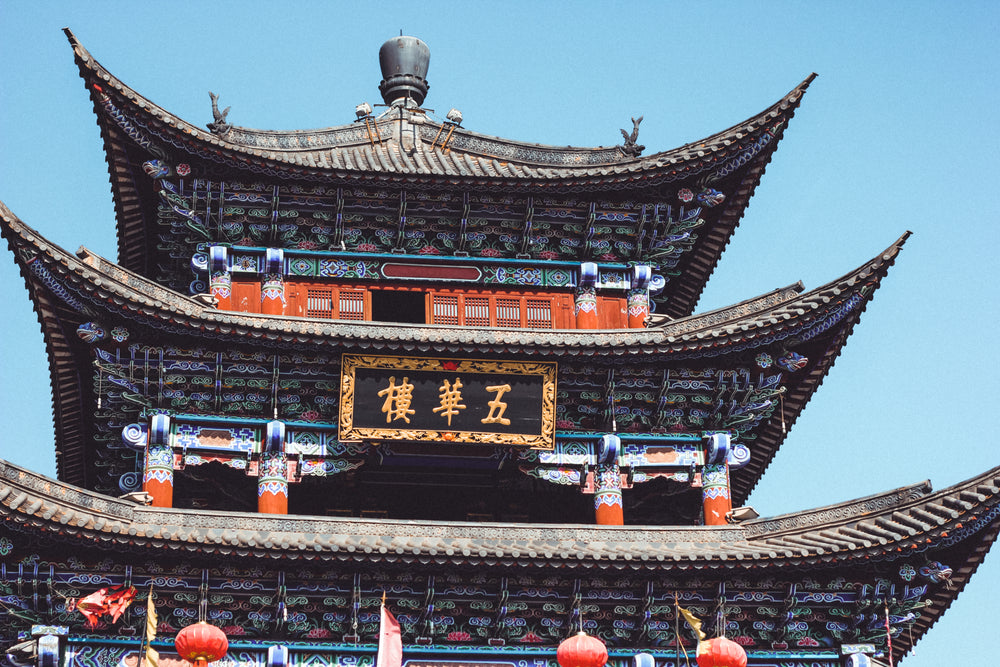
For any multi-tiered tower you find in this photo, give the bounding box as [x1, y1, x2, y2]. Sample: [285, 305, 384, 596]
[1, 30, 997, 667]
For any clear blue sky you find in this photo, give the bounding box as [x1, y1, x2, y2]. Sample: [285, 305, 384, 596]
[1, 2, 997, 664]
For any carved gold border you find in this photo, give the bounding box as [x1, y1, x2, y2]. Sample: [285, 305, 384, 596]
[339, 354, 556, 449]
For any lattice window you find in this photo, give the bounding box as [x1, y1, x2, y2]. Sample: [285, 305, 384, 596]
[306, 288, 335, 319]
[464, 297, 490, 327]
[338, 290, 365, 320]
[496, 298, 522, 328]
[525, 299, 552, 328]
[432, 294, 460, 325]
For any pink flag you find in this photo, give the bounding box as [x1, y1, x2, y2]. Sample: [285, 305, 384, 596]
[376, 603, 402, 667]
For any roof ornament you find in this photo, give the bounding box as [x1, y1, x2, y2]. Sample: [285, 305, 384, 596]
[207, 92, 232, 136]
[378, 35, 430, 107]
[619, 116, 645, 158]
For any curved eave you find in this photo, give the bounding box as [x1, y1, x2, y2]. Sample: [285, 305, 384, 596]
[669, 79, 813, 319]
[3, 202, 906, 357]
[65, 29, 812, 316]
[66, 26, 812, 184]
[733, 240, 909, 502]
[1, 221, 94, 488]
[1, 457, 996, 617]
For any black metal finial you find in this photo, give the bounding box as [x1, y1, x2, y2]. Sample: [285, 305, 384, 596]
[378, 35, 430, 106]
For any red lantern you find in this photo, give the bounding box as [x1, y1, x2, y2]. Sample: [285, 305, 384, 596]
[175, 622, 229, 667]
[557, 631, 608, 667]
[696, 636, 747, 667]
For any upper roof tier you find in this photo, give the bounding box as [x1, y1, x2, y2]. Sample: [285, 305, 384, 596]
[64, 29, 814, 318]
[67, 27, 811, 183]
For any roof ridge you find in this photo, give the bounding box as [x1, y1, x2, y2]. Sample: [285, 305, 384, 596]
[65, 30, 815, 174]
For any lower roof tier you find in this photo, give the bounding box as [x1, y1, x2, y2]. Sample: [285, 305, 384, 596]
[1, 457, 997, 665]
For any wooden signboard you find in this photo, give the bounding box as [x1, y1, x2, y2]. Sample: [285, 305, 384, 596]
[340, 354, 556, 449]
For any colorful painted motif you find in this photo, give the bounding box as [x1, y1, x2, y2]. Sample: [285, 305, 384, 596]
[142, 444, 173, 485]
[594, 465, 623, 509]
[261, 273, 286, 303]
[142, 159, 171, 180]
[701, 464, 731, 500]
[210, 271, 232, 299]
[627, 289, 649, 322]
[696, 188, 725, 207]
[777, 351, 808, 372]
[76, 322, 106, 343]
[574, 287, 597, 316]
[258, 452, 289, 498]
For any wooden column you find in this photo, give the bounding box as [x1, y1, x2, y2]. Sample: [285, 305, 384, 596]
[594, 464, 624, 525]
[208, 246, 232, 310]
[258, 420, 288, 514]
[142, 415, 173, 508]
[701, 463, 732, 526]
[627, 265, 651, 329]
[575, 262, 600, 329]
[626, 289, 648, 328]
[260, 248, 285, 316]
[574, 287, 598, 329]
[258, 452, 289, 514]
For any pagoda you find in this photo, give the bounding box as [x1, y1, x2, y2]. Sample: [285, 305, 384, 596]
[1, 30, 997, 667]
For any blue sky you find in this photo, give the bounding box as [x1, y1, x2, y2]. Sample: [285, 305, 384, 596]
[1, 1, 997, 664]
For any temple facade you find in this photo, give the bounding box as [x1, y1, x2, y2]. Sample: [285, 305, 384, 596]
[1, 30, 997, 667]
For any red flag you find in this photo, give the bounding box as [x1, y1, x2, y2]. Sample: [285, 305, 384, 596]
[75, 585, 137, 628]
[376, 603, 402, 667]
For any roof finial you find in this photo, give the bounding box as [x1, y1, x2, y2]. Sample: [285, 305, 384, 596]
[207, 92, 232, 136]
[378, 35, 431, 106]
[619, 116, 645, 157]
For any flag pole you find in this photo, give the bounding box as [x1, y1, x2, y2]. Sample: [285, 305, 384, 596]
[376, 590, 402, 667]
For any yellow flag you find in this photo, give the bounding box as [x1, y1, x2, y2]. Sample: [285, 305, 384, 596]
[677, 604, 706, 642]
[145, 588, 159, 667]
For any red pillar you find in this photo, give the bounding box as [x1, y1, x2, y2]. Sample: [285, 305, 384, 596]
[260, 273, 285, 316]
[627, 265, 651, 329]
[209, 246, 231, 309]
[143, 415, 173, 508]
[261, 248, 285, 316]
[575, 262, 599, 329]
[258, 451, 289, 514]
[627, 288, 648, 328]
[575, 286, 598, 329]
[143, 444, 174, 508]
[702, 463, 732, 526]
[210, 270, 232, 310]
[258, 420, 288, 514]
[594, 464, 624, 525]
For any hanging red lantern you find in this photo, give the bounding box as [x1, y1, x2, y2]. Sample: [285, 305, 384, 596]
[557, 631, 608, 667]
[696, 636, 747, 667]
[175, 622, 229, 667]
